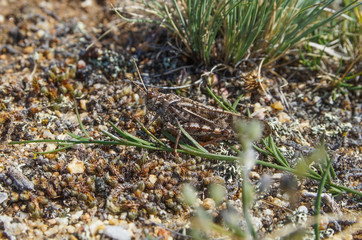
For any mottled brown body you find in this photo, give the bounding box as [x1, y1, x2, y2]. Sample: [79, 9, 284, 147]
[145, 89, 271, 142]
[131, 60, 271, 154]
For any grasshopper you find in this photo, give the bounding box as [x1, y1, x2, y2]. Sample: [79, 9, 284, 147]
[129, 60, 271, 155]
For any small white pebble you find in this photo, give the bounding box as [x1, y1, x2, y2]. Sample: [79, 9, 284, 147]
[81, 0, 93, 8]
[298, 205, 308, 214]
[80, 99, 87, 110]
[263, 209, 274, 217]
[103, 225, 131, 240]
[77, 60, 86, 69]
[55, 217, 69, 226]
[282, 192, 290, 201]
[88, 219, 105, 236]
[42, 130, 54, 139]
[149, 175, 157, 184]
[67, 159, 85, 174]
[36, 29, 45, 38]
[0, 192, 8, 204]
[71, 210, 83, 222]
[251, 216, 263, 230]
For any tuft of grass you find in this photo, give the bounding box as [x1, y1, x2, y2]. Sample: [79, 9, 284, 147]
[331, 54, 362, 100]
[297, 1, 361, 98]
[115, 0, 361, 66]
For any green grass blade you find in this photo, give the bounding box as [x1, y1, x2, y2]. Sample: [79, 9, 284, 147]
[177, 121, 209, 153]
[74, 101, 90, 139]
[259, 137, 289, 168]
[161, 130, 204, 153]
[232, 93, 244, 110]
[34, 145, 74, 154]
[100, 129, 125, 143]
[108, 121, 151, 145]
[135, 118, 166, 147]
[205, 86, 237, 113]
[10, 139, 72, 144]
[314, 160, 332, 240]
[66, 132, 90, 141]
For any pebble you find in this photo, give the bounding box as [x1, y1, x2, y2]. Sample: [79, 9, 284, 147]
[89, 219, 105, 236]
[103, 225, 131, 240]
[263, 209, 274, 217]
[0, 215, 28, 237]
[67, 225, 76, 234]
[81, 0, 93, 8]
[149, 174, 157, 184]
[48, 219, 57, 225]
[282, 192, 290, 201]
[271, 101, 284, 110]
[44, 225, 59, 236]
[80, 99, 87, 110]
[7, 166, 35, 191]
[71, 210, 83, 222]
[56, 217, 69, 226]
[77, 60, 86, 69]
[36, 29, 45, 38]
[297, 205, 308, 214]
[42, 130, 54, 139]
[278, 112, 291, 123]
[67, 159, 85, 174]
[24, 46, 34, 54]
[0, 192, 8, 204]
[63, 112, 79, 126]
[251, 216, 263, 230]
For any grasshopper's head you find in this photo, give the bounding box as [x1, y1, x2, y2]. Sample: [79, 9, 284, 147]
[145, 90, 163, 112]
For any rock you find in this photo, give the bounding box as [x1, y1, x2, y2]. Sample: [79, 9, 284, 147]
[298, 205, 308, 214]
[88, 219, 105, 236]
[42, 130, 54, 139]
[0, 192, 8, 204]
[278, 112, 291, 123]
[0, 215, 28, 238]
[71, 210, 83, 222]
[103, 225, 131, 240]
[80, 100, 87, 110]
[7, 166, 34, 191]
[67, 159, 85, 174]
[271, 101, 284, 110]
[149, 175, 157, 184]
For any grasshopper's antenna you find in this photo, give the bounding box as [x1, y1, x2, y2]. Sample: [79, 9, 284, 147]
[132, 58, 148, 93]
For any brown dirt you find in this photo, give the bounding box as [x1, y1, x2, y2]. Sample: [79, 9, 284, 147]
[0, 1, 360, 239]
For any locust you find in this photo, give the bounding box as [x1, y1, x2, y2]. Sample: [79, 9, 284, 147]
[129, 60, 271, 155]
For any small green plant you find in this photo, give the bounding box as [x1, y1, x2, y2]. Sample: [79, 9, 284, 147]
[298, 44, 324, 71]
[331, 55, 362, 100]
